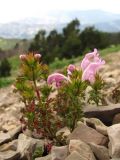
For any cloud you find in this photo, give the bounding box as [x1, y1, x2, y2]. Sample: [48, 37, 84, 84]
[0, 0, 119, 23]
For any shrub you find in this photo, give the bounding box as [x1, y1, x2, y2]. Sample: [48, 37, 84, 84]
[0, 58, 11, 77]
[15, 49, 105, 147]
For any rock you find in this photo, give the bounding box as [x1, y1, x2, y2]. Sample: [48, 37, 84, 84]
[51, 145, 68, 160]
[107, 124, 120, 158]
[17, 133, 32, 158]
[69, 139, 96, 160]
[2, 124, 17, 132]
[65, 151, 87, 160]
[0, 113, 21, 133]
[17, 133, 44, 159]
[110, 159, 120, 160]
[56, 127, 71, 142]
[9, 126, 22, 139]
[0, 126, 22, 146]
[68, 124, 108, 146]
[23, 129, 32, 137]
[81, 117, 108, 135]
[112, 113, 120, 124]
[89, 143, 109, 160]
[0, 150, 20, 160]
[84, 104, 120, 125]
[0, 140, 17, 152]
[35, 155, 52, 160]
[0, 132, 11, 145]
[95, 125, 108, 136]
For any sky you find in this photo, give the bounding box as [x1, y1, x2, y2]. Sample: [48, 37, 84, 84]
[0, 0, 120, 23]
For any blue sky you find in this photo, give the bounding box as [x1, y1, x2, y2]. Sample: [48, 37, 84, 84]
[0, 0, 120, 23]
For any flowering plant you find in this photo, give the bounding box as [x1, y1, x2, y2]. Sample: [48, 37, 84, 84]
[15, 49, 105, 146]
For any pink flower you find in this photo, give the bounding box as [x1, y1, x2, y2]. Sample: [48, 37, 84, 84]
[34, 54, 41, 60]
[67, 64, 76, 75]
[19, 54, 26, 61]
[47, 73, 70, 87]
[81, 48, 100, 71]
[82, 60, 105, 83]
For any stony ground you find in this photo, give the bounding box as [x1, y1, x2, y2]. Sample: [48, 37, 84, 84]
[0, 51, 120, 160]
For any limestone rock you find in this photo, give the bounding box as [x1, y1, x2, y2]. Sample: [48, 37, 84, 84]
[56, 127, 71, 138]
[69, 139, 96, 160]
[107, 124, 120, 158]
[89, 143, 109, 160]
[84, 104, 120, 125]
[35, 155, 52, 160]
[0, 140, 17, 152]
[68, 124, 108, 146]
[17, 133, 44, 159]
[112, 113, 120, 124]
[51, 145, 68, 160]
[0, 150, 20, 160]
[82, 117, 108, 135]
[65, 151, 88, 160]
[9, 126, 22, 139]
[0, 132, 11, 145]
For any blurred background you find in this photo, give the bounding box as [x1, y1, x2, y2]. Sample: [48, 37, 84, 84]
[0, 0, 120, 87]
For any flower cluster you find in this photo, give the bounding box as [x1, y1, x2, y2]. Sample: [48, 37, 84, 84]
[81, 48, 105, 83]
[15, 49, 105, 146]
[47, 49, 105, 86]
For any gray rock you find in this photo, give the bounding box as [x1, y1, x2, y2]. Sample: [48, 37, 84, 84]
[0, 132, 11, 145]
[17, 133, 44, 159]
[35, 155, 52, 160]
[56, 127, 71, 139]
[0, 150, 20, 160]
[112, 113, 120, 124]
[51, 145, 68, 160]
[69, 139, 96, 160]
[110, 159, 120, 160]
[17, 133, 32, 158]
[68, 124, 108, 146]
[84, 104, 120, 125]
[89, 143, 109, 160]
[107, 124, 120, 158]
[0, 140, 17, 152]
[65, 151, 87, 160]
[9, 126, 22, 139]
[81, 117, 108, 135]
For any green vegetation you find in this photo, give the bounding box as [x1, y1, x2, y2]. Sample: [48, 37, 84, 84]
[29, 19, 120, 64]
[0, 58, 11, 77]
[9, 55, 20, 71]
[0, 17, 120, 89]
[0, 38, 20, 50]
[50, 44, 120, 70]
[0, 44, 120, 88]
[0, 77, 14, 88]
[100, 44, 120, 56]
[0, 55, 20, 88]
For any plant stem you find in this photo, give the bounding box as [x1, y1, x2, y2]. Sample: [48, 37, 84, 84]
[32, 67, 41, 102]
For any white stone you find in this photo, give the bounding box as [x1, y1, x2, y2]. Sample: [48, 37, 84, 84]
[107, 124, 120, 158]
[69, 139, 96, 160]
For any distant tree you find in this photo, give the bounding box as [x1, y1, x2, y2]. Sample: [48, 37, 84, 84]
[63, 19, 80, 38]
[80, 27, 102, 51]
[28, 18, 120, 63]
[0, 58, 11, 77]
[62, 19, 81, 58]
[14, 42, 19, 50]
[47, 30, 63, 60]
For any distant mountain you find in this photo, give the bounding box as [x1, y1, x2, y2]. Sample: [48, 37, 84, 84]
[0, 10, 120, 39]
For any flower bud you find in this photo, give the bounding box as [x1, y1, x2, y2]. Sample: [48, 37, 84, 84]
[19, 54, 26, 61]
[67, 64, 76, 74]
[34, 54, 41, 60]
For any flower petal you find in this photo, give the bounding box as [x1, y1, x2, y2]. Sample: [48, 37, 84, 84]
[47, 73, 70, 87]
